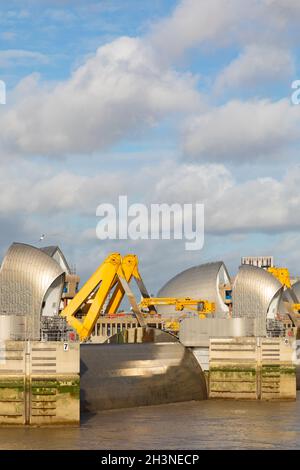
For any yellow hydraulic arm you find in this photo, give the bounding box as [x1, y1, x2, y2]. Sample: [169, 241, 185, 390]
[106, 254, 155, 315]
[61, 253, 121, 340]
[60, 253, 150, 341]
[139, 297, 215, 317]
[60, 252, 215, 341]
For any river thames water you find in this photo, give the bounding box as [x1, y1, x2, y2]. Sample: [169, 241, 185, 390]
[0, 395, 299, 450]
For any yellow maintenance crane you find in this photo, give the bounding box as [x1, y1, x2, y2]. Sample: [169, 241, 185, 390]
[61, 253, 149, 340]
[139, 297, 214, 318]
[140, 297, 215, 334]
[60, 253, 214, 341]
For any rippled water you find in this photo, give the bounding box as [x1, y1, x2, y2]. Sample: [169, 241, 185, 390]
[0, 395, 299, 450]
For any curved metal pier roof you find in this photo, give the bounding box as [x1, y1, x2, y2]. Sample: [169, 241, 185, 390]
[0, 243, 64, 339]
[157, 261, 230, 316]
[232, 264, 283, 336]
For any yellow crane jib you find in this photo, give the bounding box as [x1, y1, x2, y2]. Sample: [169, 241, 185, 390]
[139, 297, 215, 317]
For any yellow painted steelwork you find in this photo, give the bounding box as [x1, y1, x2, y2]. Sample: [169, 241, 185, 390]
[61, 253, 122, 340]
[139, 297, 215, 315]
[267, 267, 292, 289]
[292, 304, 300, 313]
[61, 252, 215, 341]
[61, 253, 149, 341]
[267, 267, 300, 318]
[164, 320, 180, 333]
[105, 254, 139, 314]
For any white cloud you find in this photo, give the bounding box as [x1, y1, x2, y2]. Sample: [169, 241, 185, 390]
[149, 0, 300, 63]
[149, 162, 300, 234]
[0, 160, 126, 215]
[215, 44, 295, 93]
[183, 99, 300, 162]
[0, 37, 201, 156]
[1, 149, 300, 242]
[152, 162, 232, 203]
[262, 0, 300, 24]
[1, 155, 300, 287]
[149, 0, 245, 62]
[0, 49, 48, 67]
[1, 0, 300, 282]
[1, 1, 299, 163]
[2, 156, 300, 237]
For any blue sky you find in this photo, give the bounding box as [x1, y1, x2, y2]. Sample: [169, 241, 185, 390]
[0, 1, 177, 82]
[1, 0, 300, 292]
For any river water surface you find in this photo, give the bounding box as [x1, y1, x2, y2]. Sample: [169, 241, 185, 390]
[0, 395, 299, 450]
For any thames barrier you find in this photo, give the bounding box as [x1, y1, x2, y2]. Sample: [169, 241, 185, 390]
[0, 245, 298, 425]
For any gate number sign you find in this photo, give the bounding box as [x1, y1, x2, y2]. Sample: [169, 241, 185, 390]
[64, 342, 69, 351]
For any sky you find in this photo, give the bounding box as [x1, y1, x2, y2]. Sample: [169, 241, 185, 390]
[1, 0, 300, 293]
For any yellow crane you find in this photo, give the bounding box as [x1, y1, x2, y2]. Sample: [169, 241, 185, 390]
[140, 297, 215, 334]
[60, 253, 214, 341]
[139, 297, 214, 317]
[61, 253, 150, 340]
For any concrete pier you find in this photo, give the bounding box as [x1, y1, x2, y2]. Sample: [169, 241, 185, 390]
[208, 337, 296, 400]
[0, 341, 80, 425]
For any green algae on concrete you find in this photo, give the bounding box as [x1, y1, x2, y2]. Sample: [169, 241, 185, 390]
[208, 337, 296, 400]
[0, 341, 80, 425]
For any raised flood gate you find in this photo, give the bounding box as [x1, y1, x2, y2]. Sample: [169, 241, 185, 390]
[0, 341, 80, 425]
[80, 328, 207, 412]
[209, 337, 296, 400]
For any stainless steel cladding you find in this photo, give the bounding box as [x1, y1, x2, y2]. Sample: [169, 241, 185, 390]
[157, 261, 230, 317]
[40, 245, 71, 273]
[232, 265, 283, 336]
[0, 243, 65, 340]
[291, 281, 300, 302]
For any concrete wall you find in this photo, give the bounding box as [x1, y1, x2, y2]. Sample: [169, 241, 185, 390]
[209, 337, 296, 400]
[0, 315, 25, 341]
[0, 341, 79, 425]
[295, 339, 300, 390]
[180, 317, 256, 347]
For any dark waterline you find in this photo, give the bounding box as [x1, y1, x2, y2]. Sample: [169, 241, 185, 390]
[0, 394, 299, 450]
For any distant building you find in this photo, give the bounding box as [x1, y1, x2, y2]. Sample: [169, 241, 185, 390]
[241, 256, 274, 268]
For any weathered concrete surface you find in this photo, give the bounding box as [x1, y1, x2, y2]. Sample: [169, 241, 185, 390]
[80, 328, 207, 412]
[0, 341, 80, 425]
[209, 337, 296, 400]
[296, 340, 300, 390]
[180, 318, 256, 347]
